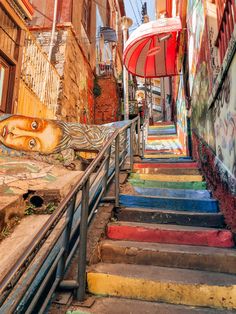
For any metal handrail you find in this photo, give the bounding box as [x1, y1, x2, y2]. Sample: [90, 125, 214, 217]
[0, 117, 141, 313]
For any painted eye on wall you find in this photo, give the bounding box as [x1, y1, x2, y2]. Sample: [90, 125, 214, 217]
[29, 139, 36, 149]
[31, 121, 38, 130]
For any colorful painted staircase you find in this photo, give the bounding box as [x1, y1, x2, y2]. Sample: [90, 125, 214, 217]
[85, 127, 236, 313]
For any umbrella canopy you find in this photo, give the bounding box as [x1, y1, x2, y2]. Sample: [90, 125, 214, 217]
[123, 17, 182, 78]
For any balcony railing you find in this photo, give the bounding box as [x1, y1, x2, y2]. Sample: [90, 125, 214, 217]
[215, 0, 236, 63]
[21, 31, 60, 114]
[97, 62, 114, 77]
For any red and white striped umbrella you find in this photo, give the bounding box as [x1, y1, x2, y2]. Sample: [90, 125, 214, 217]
[123, 17, 182, 78]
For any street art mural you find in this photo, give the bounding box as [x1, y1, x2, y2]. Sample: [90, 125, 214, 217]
[213, 56, 236, 178]
[0, 115, 116, 167]
[187, 0, 216, 150]
[176, 75, 187, 155]
[187, 0, 205, 94]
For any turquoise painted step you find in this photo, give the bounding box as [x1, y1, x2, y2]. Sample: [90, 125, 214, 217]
[141, 157, 193, 163]
[119, 195, 219, 213]
[148, 129, 176, 135]
[129, 179, 207, 190]
[133, 186, 212, 199]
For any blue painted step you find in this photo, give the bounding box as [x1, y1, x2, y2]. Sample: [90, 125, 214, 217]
[133, 186, 212, 199]
[119, 194, 219, 213]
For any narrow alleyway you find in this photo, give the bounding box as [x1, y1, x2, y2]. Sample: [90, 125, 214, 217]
[71, 123, 236, 313]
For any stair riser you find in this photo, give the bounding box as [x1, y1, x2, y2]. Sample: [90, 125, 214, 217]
[131, 173, 203, 182]
[133, 187, 211, 199]
[134, 162, 198, 169]
[134, 168, 201, 175]
[100, 245, 236, 274]
[120, 195, 219, 213]
[129, 179, 207, 190]
[117, 210, 225, 228]
[107, 225, 234, 248]
[87, 273, 236, 309]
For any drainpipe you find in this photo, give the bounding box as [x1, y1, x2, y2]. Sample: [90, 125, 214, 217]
[121, 16, 133, 120]
[48, 0, 58, 62]
[42, 0, 58, 107]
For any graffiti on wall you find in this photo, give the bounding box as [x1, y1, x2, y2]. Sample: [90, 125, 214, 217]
[187, 0, 205, 94]
[176, 75, 187, 154]
[0, 115, 115, 162]
[213, 55, 236, 178]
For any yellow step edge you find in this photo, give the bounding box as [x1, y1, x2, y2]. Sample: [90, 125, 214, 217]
[87, 272, 236, 310]
[135, 174, 203, 182]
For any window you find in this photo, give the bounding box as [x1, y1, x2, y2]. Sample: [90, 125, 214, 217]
[82, 0, 92, 37]
[0, 57, 10, 113]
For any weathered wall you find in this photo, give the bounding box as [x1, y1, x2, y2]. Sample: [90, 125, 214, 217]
[187, 0, 236, 228]
[32, 27, 95, 123]
[94, 77, 119, 124]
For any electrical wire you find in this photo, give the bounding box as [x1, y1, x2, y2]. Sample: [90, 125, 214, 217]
[128, 0, 140, 26]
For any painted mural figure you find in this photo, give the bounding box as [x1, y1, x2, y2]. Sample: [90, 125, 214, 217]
[0, 115, 118, 168]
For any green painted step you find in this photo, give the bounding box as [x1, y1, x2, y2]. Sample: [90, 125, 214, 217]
[129, 178, 207, 190]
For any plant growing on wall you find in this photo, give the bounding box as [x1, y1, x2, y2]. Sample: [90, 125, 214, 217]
[93, 76, 101, 98]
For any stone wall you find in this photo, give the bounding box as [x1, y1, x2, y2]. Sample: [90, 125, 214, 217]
[94, 76, 120, 124]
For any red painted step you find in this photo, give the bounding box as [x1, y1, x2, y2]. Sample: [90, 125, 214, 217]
[107, 222, 234, 248]
[134, 162, 199, 169]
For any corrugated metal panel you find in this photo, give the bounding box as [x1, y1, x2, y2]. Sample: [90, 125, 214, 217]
[16, 80, 56, 119]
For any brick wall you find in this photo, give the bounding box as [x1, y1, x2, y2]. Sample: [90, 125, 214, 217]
[94, 77, 120, 124]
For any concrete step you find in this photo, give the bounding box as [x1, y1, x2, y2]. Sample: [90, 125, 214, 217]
[99, 240, 236, 274]
[117, 207, 226, 228]
[87, 263, 236, 309]
[144, 153, 187, 159]
[107, 222, 234, 248]
[134, 167, 201, 175]
[132, 186, 211, 199]
[70, 297, 236, 314]
[119, 194, 219, 213]
[130, 173, 204, 182]
[141, 157, 193, 162]
[134, 161, 199, 169]
[129, 178, 207, 190]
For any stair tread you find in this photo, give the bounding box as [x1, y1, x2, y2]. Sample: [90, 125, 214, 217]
[70, 297, 236, 313]
[121, 207, 223, 216]
[88, 263, 236, 285]
[108, 221, 228, 232]
[100, 239, 236, 256]
[120, 193, 216, 202]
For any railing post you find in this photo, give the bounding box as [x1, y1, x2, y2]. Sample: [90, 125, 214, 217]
[142, 125, 145, 158]
[137, 117, 141, 156]
[115, 133, 120, 208]
[102, 146, 111, 193]
[130, 123, 134, 172]
[56, 196, 76, 279]
[77, 178, 90, 301]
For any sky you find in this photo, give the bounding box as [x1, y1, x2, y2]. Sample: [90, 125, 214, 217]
[124, 0, 156, 33]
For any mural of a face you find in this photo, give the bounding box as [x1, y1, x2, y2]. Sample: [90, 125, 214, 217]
[0, 115, 116, 155]
[0, 115, 63, 154]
